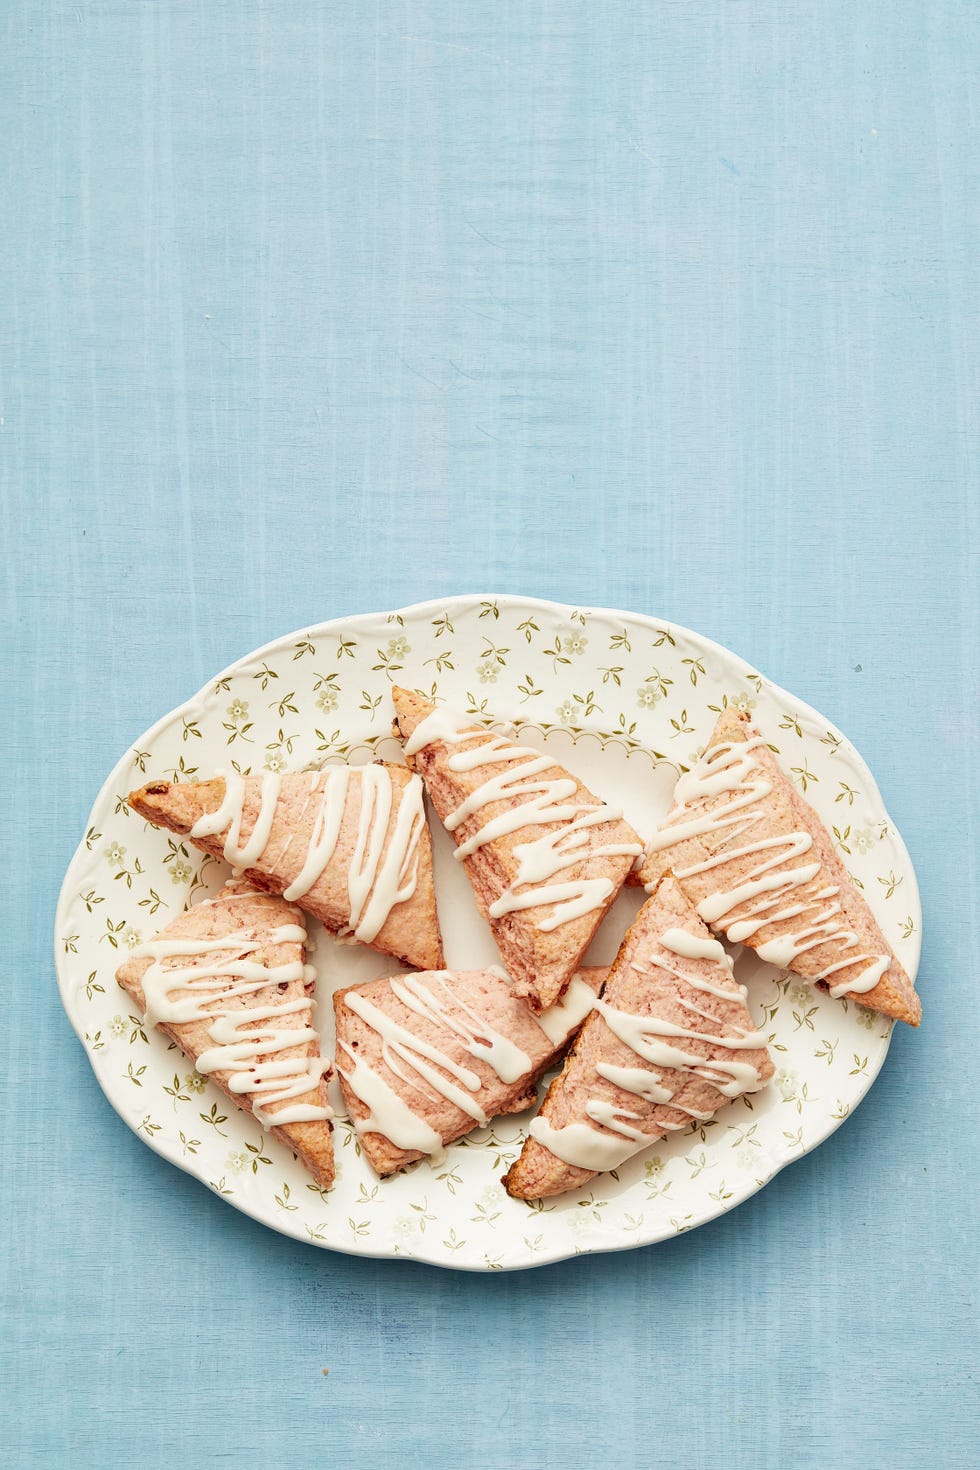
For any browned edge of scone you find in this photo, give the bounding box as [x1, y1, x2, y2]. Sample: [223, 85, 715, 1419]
[331, 981, 426, 1179]
[503, 872, 775, 1200]
[501, 1030, 598, 1200]
[390, 687, 640, 1012]
[636, 708, 921, 1027]
[333, 969, 607, 1180]
[127, 770, 445, 973]
[116, 953, 335, 1191]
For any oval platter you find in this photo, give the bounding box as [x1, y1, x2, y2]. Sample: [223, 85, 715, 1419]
[55, 595, 921, 1271]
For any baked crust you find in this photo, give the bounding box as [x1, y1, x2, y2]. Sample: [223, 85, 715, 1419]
[128, 762, 443, 972]
[391, 688, 641, 1010]
[637, 709, 921, 1026]
[116, 882, 335, 1189]
[334, 966, 606, 1177]
[505, 877, 774, 1199]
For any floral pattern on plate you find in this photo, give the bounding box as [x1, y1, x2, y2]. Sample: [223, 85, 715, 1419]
[55, 595, 920, 1271]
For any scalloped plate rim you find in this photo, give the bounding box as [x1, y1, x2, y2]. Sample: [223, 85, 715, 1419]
[54, 594, 922, 1271]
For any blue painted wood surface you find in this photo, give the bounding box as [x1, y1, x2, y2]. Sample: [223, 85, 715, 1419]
[2, 4, 977, 1466]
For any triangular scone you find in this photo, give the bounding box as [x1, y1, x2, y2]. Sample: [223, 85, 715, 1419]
[637, 709, 921, 1027]
[116, 880, 335, 1189]
[334, 966, 607, 1177]
[391, 688, 643, 1011]
[128, 762, 443, 972]
[504, 877, 773, 1200]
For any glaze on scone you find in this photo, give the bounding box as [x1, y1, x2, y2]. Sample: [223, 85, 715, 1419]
[505, 876, 773, 1199]
[116, 880, 335, 1189]
[637, 709, 920, 1026]
[128, 762, 443, 973]
[392, 687, 642, 1010]
[334, 966, 606, 1177]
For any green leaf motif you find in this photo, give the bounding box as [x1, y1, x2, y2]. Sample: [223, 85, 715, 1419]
[61, 600, 908, 1267]
[200, 1102, 229, 1137]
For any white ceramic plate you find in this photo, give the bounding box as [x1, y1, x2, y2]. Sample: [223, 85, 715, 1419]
[55, 595, 921, 1271]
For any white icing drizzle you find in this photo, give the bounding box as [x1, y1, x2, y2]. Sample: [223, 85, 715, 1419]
[659, 927, 733, 967]
[196, 879, 285, 908]
[347, 766, 426, 943]
[403, 704, 482, 756]
[136, 934, 305, 1024]
[646, 737, 891, 998]
[187, 764, 425, 945]
[184, 770, 248, 842]
[402, 709, 641, 930]
[269, 771, 322, 877]
[338, 969, 599, 1159]
[196, 1003, 328, 1123]
[131, 927, 330, 1128]
[535, 974, 599, 1046]
[597, 999, 766, 1091]
[529, 932, 768, 1174]
[340, 991, 489, 1125]
[488, 876, 617, 931]
[388, 972, 532, 1084]
[822, 953, 892, 998]
[188, 770, 282, 867]
[656, 928, 747, 1001]
[530, 1086, 729, 1171]
[640, 955, 748, 1007]
[528, 1116, 645, 1172]
[282, 768, 350, 901]
[595, 1062, 673, 1105]
[336, 1042, 444, 1158]
[585, 1101, 647, 1145]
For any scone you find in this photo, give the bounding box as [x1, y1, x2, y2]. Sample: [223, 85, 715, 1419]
[334, 966, 606, 1177]
[504, 876, 773, 1199]
[391, 687, 642, 1010]
[116, 879, 335, 1189]
[637, 709, 921, 1026]
[128, 762, 443, 972]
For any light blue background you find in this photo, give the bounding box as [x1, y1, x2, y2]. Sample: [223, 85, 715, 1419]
[2, 3, 977, 1467]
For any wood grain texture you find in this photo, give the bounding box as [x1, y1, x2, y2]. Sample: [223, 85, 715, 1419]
[1, 2, 977, 1467]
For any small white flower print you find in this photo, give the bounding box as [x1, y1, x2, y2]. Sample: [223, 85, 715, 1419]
[478, 660, 499, 684]
[637, 686, 661, 710]
[226, 698, 249, 723]
[555, 699, 575, 724]
[774, 1067, 797, 1101]
[226, 1150, 250, 1174]
[315, 687, 339, 713]
[105, 841, 126, 868]
[790, 984, 810, 1007]
[563, 634, 588, 656]
[645, 1155, 664, 1178]
[736, 1148, 756, 1170]
[264, 750, 287, 774]
[122, 926, 142, 949]
[186, 1072, 206, 1094]
[852, 828, 875, 855]
[730, 692, 757, 715]
[856, 1008, 876, 1030]
[108, 1015, 128, 1039]
[169, 859, 192, 885]
[393, 1215, 417, 1240]
[387, 636, 410, 659]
